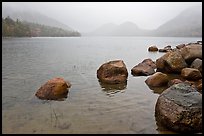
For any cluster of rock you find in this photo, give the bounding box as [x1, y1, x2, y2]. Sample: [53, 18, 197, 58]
[95, 41, 202, 133]
[146, 42, 202, 133]
[35, 40, 202, 133]
[146, 43, 202, 91]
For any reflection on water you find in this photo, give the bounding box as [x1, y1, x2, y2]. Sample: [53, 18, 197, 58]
[146, 85, 169, 94]
[99, 81, 127, 96]
[2, 37, 201, 134]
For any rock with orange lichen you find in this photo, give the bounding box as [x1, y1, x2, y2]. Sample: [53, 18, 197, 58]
[35, 77, 71, 100]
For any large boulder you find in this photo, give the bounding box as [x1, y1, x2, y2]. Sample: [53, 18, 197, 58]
[179, 44, 202, 64]
[190, 58, 202, 73]
[148, 46, 158, 52]
[145, 72, 169, 87]
[181, 68, 202, 81]
[131, 59, 156, 76]
[156, 50, 188, 73]
[35, 77, 71, 100]
[97, 60, 128, 84]
[155, 83, 202, 133]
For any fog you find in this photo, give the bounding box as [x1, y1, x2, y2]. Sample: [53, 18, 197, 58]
[2, 2, 201, 32]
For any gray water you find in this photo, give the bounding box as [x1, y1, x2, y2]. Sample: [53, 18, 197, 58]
[2, 36, 201, 134]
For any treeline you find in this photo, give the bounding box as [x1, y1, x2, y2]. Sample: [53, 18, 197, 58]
[2, 16, 81, 37]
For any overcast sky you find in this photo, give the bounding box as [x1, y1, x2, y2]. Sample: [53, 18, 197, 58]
[2, 2, 201, 32]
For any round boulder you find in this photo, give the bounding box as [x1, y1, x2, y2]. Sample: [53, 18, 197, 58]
[156, 50, 188, 73]
[181, 68, 202, 81]
[145, 72, 169, 87]
[155, 83, 202, 133]
[179, 44, 202, 64]
[190, 58, 202, 73]
[35, 77, 71, 100]
[97, 60, 128, 84]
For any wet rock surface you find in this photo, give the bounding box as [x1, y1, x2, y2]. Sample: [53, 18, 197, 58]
[145, 72, 169, 87]
[148, 46, 158, 52]
[35, 77, 71, 100]
[181, 68, 202, 81]
[155, 83, 202, 133]
[190, 58, 202, 73]
[179, 44, 202, 65]
[131, 59, 156, 76]
[97, 60, 128, 84]
[156, 50, 188, 73]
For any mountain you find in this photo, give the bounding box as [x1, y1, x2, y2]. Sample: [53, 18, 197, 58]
[111, 22, 150, 36]
[2, 4, 75, 32]
[87, 22, 151, 36]
[87, 23, 117, 36]
[154, 5, 202, 37]
[87, 5, 201, 37]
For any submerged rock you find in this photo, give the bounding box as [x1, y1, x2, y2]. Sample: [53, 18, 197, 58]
[35, 77, 71, 100]
[155, 82, 202, 133]
[97, 60, 128, 84]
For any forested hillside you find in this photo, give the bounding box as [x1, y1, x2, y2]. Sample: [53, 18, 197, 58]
[2, 16, 81, 37]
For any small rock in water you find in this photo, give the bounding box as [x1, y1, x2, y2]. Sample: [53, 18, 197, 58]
[35, 77, 71, 100]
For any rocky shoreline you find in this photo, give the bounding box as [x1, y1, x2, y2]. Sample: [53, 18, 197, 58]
[35, 40, 202, 133]
[95, 41, 202, 133]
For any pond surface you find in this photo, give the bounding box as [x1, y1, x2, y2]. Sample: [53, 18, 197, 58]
[2, 36, 201, 134]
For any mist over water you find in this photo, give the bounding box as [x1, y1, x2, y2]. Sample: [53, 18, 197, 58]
[2, 37, 201, 134]
[2, 2, 202, 134]
[2, 2, 201, 33]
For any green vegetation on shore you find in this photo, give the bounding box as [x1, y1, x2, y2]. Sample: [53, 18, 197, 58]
[2, 16, 81, 37]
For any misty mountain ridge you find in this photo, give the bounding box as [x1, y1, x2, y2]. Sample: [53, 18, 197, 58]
[86, 5, 202, 37]
[2, 4, 76, 32]
[86, 21, 150, 36]
[154, 5, 202, 37]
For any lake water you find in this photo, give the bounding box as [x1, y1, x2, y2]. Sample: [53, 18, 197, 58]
[2, 36, 201, 134]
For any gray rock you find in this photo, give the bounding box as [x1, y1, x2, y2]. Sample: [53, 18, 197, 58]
[190, 58, 202, 73]
[155, 82, 202, 133]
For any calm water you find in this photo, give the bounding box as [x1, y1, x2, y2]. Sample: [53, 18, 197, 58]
[2, 36, 201, 134]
